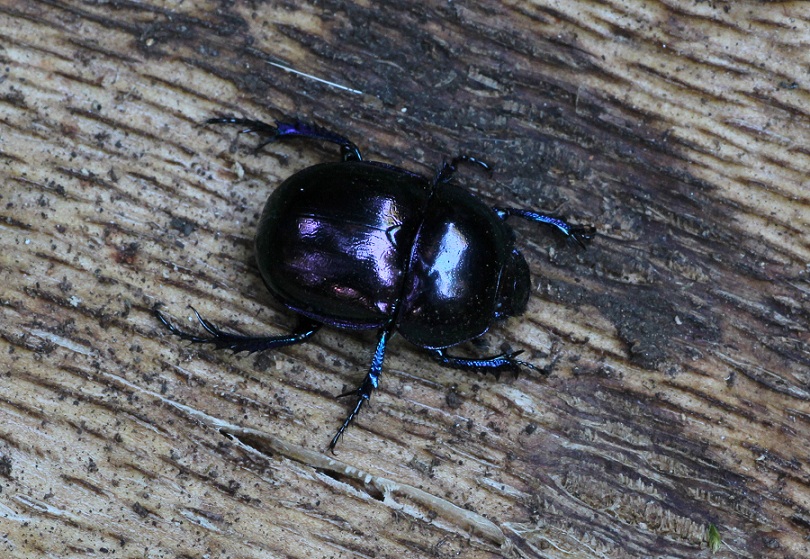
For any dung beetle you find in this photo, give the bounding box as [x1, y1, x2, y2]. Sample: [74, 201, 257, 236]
[156, 115, 595, 450]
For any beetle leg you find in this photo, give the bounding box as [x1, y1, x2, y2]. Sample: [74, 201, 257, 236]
[429, 348, 546, 378]
[155, 307, 321, 354]
[494, 207, 596, 248]
[434, 154, 492, 184]
[207, 117, 363, 161]
[329, 328, 391, 451]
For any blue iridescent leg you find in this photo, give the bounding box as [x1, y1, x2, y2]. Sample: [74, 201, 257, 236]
[330, 328, 391, 451]
[207, 117, 363, 161]
[494, 207, 596, 248]
[430, 348, 544, 378]
[155, 307, 321, 353]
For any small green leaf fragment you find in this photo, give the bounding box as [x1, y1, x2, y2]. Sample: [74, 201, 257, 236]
[707, 523, 722, 553]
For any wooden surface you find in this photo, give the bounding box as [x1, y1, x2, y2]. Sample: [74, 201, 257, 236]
[1, 1, 808, 558]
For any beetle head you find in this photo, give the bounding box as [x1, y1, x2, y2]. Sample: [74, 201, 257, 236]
[495, 249, 530, 320]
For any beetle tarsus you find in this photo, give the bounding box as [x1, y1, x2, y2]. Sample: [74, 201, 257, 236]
[207, 116, 363, 161]
[154, 307, 321, 354]
[567, 225, 597, 248]
[329, 391, 368, 452]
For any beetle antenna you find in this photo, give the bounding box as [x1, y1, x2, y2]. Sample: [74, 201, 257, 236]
[435, 154, 493, 184]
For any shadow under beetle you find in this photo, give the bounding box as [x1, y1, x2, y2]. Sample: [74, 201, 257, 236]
[156, 116, 595, 451]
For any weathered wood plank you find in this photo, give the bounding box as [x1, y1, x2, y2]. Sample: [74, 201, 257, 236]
[1, 1, 808, 558]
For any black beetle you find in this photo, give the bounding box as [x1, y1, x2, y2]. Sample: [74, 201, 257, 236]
[157, 116, 594, 450]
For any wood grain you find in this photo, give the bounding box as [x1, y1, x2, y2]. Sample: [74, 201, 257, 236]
[1, 1, 808, 558]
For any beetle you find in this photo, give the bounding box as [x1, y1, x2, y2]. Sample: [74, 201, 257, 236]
[156, 115, 595, 450]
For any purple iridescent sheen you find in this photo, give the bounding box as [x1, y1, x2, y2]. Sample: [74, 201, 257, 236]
[255, 161, 529, 347]
[257, 161, 427, 329]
